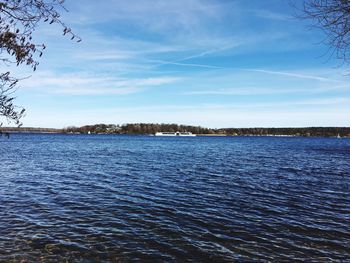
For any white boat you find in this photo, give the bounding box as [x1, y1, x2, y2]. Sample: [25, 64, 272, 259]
[155, 131, 196, 137]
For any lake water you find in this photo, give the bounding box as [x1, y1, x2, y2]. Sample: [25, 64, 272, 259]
[0, 134, 349, 262]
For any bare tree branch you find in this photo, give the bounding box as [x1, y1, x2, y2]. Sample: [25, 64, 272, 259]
[0, 0, 79, 127]
[298, 0, 350, 64]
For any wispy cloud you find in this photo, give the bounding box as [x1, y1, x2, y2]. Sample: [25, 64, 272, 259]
[246, 69, 343, 82]
[67, 0, 225, 32]
[21, 71, 180, 95]
[185, 87, 303, 95]
[250, 9, 293, 21]
[75, 97, 350, 113]
[150, 60, 225, 69]
[185, 84, 350, 96]
[72, 51, 133, 61]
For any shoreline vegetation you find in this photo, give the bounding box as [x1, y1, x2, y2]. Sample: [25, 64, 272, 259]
[1, 123, 350, 138]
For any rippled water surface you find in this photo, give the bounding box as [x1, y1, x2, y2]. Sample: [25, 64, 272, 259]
[0, 134, 349, 262]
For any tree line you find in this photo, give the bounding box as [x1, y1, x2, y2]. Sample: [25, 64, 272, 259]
[62, 124, 350, 137]
[2, 123, 350, 137]
[64, 123, 214, 135]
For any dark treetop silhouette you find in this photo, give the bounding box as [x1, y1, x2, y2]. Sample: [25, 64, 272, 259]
[301, 0, 350, 64]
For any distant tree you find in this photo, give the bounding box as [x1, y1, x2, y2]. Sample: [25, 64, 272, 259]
[0, 0, 80, 127]
[300, 0, 350, 64]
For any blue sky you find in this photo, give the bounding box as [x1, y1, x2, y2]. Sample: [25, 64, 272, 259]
[10, 0, 350, 128]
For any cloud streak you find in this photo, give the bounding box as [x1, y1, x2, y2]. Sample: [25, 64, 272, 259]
[21, 71, 180, 95]
[246, 69, 342, 82]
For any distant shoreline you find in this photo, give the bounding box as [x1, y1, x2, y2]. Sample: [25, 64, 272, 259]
[1, 124, 350, 138]
[0, 127, 63, 134]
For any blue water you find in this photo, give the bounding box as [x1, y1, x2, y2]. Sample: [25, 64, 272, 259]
[0, 134, 349, 262]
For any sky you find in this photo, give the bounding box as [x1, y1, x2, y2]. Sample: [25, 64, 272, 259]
[7, 0, 350, 128]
